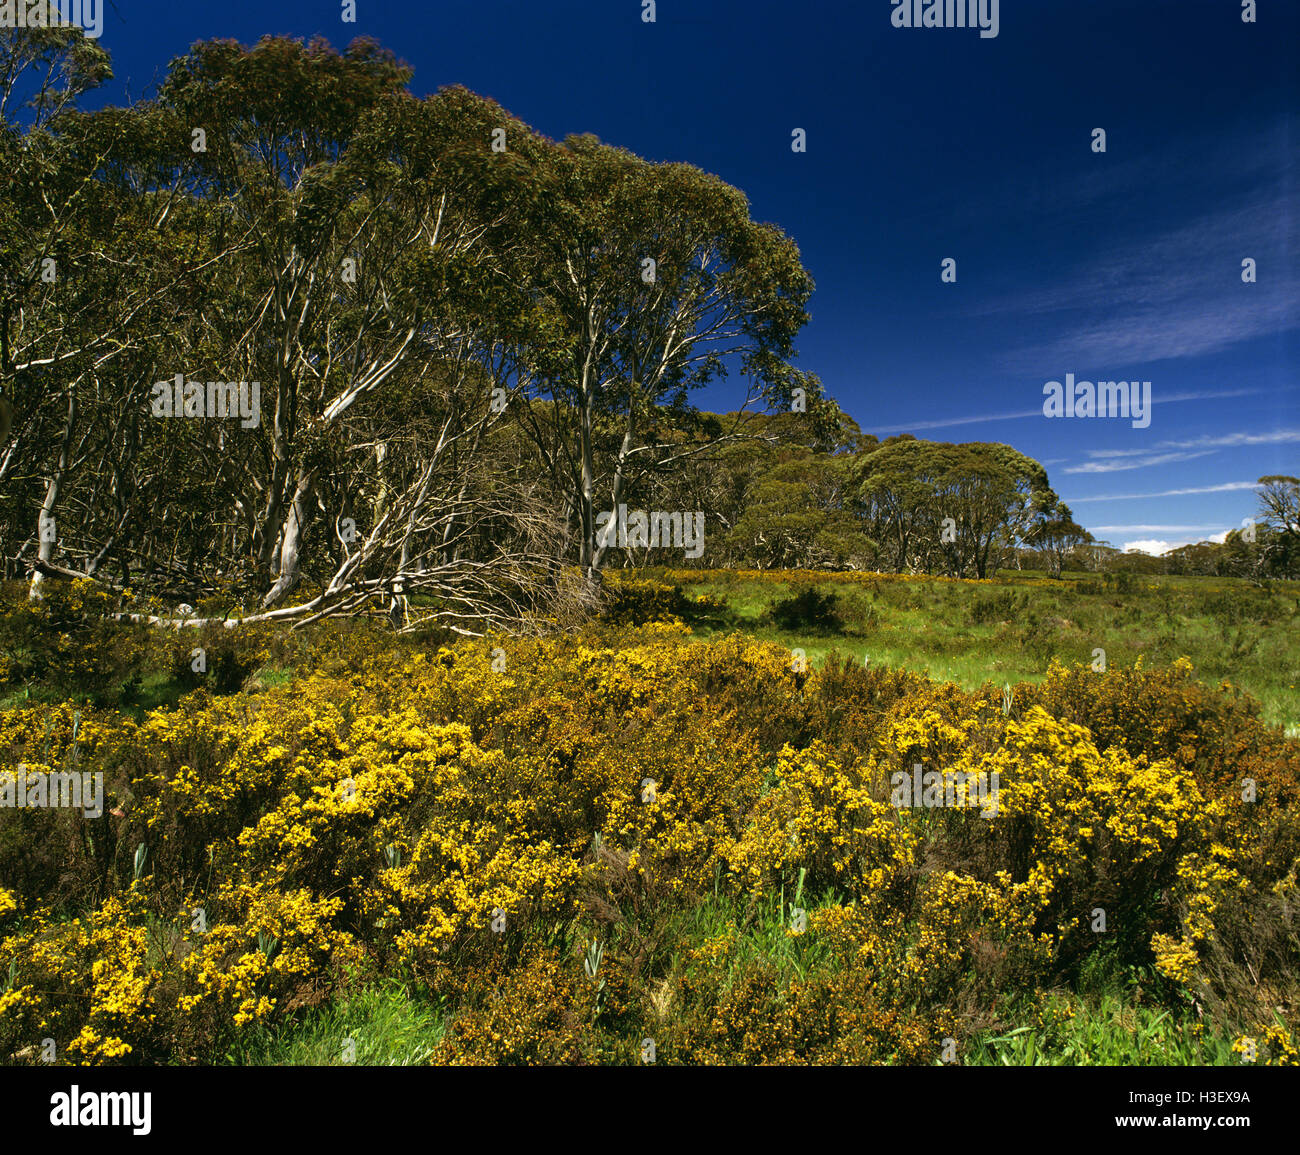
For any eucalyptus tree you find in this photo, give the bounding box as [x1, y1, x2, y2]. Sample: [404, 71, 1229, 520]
[0, 22, 210, 592]
[727, 451, 869, 570]
[1254, 474, 1299, 579]
[144, 40, 552, 622]
[855, 438, 1057, 577]
[1026, 500, 1091, 578]
[514, 134, 816, 576]
[854, 436, 942, 573]
[0, 18, 106, 575]
[934, 442, 1054, 579]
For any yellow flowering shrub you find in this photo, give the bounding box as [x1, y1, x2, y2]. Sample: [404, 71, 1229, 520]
[1151, 933, 1200, 986]
[658, 955, 955, 1064]
[598, 578, 689, 625]
[430, 951, 611, 1065]
[0, 892, 158, 1064]
[1, 624, 1296, 1064]
[0, 578, 150, 694]
[175, 885, 364, 1039]
[725, 740, 916, 901]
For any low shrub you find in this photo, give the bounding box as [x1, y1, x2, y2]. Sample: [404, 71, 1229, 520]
[1, 625, 1296, 1064]
[768, 586, 842, 632]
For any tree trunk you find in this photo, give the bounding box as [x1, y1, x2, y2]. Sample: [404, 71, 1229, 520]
[29, 389, 76, 600]
[262, 469, 313, 607]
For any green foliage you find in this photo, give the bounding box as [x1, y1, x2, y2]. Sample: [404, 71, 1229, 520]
[966, 992, 1240, 1066]
[969, 588, 1028, 625]
[599, 579, 689, 625]
[768, 586, 843, 632]
[0, 580, 149, 700]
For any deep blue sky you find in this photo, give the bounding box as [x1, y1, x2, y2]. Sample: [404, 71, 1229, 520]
[83, 0, 1297, 553]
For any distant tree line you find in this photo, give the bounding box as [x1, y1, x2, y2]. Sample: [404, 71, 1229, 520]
[1077, 475, 1298, 583]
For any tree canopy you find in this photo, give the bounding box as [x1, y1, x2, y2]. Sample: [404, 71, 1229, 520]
[1, 33, 1290, 632]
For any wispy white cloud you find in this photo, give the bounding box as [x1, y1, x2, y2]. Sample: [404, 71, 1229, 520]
[1065, 429, 1300, 473]
[1083, 429, 1300, 458]
[1006, 293, 1296, 369]
[871, 406, 1042, 435]
[973, 135, 1300, 371]
[1065, 481, 1259, 502]
[1091, 525, 1226, 534]
[869, 389, 1265, 436]
[1064, 451, 1217, 474]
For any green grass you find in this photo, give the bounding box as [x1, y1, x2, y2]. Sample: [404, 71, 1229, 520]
[654, 870, 840, 985]
[6, 567, 1295, 730]
[646, 567, 1300, 731]
[223, 978, 446, 1066]
[216, 895, 1253, 1066]
[964, 993, 1242, 1066]
[651, 886, 1253, 1066]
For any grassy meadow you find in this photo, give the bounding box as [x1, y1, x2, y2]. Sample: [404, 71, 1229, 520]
[1, 570, 1297, 1066]
[637, 567, 1300, 734]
